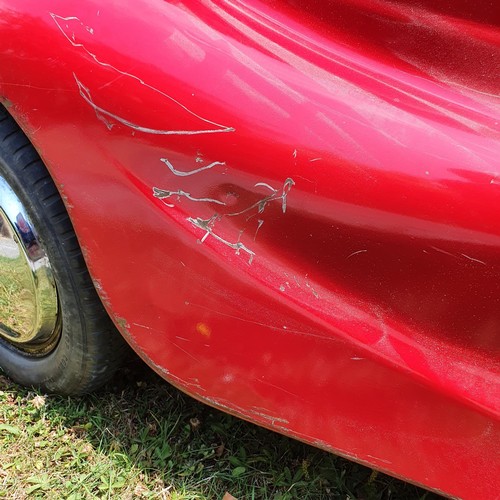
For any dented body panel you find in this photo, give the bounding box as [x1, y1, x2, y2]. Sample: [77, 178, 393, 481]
[1, 1, 499, 497]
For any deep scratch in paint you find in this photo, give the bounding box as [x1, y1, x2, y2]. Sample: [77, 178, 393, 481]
[161, 158, 226, 176]
[227, 178, 295, 217]
[188, 216, 256, 264]
[73, 74, 233, 135]
[162, 176, 295, 264]
[153, 186, 226, 205]
[52, 13, 235, 135]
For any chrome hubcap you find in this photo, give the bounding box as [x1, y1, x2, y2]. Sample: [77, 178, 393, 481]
[0, 176, 59, 352]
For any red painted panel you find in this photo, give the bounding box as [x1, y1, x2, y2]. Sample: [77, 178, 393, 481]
[1, 1, 499, 497]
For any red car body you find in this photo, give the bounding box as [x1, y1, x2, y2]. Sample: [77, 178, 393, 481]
[1, 1, 499, 497]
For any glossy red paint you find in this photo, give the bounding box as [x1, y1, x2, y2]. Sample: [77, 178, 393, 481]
[1, 0, 499, 497]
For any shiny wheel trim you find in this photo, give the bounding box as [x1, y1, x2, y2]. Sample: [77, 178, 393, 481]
[0, 175, 60, 353]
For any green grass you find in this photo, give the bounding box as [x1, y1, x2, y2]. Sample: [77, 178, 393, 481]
[0, 359, 441, 499]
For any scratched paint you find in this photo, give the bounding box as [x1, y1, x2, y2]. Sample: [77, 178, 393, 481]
[51, 13, 235, 135]
[152, 186, 226, 206]
[52, 12, 299, 264]
[187, 215, 256, 264]
[153, 156, 295, 264]
[226, 178, 295, 217]
[160, 158, 226, 176]
[183, 177, 295, 264]
[73, 73, 233, 136]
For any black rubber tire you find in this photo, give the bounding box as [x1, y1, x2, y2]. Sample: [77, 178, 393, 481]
[0, 106, 125, 394]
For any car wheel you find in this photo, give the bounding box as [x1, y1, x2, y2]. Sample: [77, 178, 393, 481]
[0, 106, 124, 394]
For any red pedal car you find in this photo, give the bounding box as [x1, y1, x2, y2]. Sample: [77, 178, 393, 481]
[0, 1, 499, 498]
